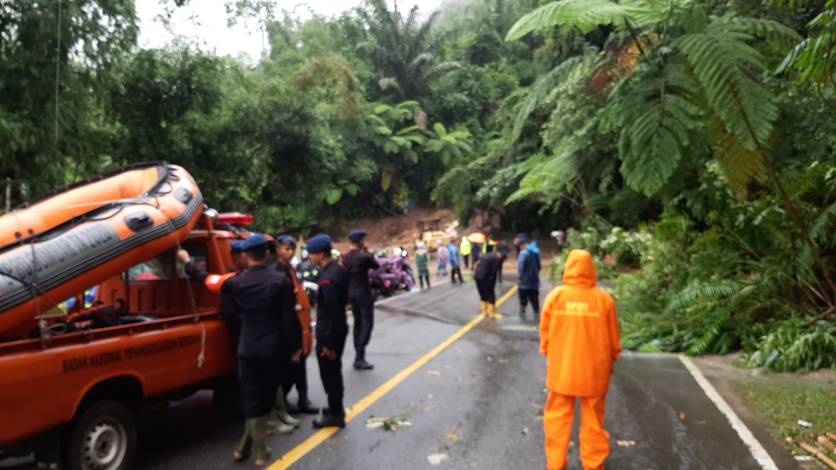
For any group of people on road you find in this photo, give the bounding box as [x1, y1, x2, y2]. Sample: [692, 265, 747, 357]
[214, 229, 382, 466]
[212, 224, 621, 470]
[415, 237, 466, 289]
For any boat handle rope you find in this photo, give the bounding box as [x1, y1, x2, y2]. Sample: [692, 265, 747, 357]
[162, 200, 206, 369]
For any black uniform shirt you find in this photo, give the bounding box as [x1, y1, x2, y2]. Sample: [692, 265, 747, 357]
[475, 253, 502, 282]
[221, 271, 243, 338]
[315, 260, 349, 349]
[224, 265, 301, 358]
[341, 249, 379, 296]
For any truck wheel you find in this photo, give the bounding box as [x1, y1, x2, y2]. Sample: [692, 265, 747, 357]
[67, 400, 136, 470]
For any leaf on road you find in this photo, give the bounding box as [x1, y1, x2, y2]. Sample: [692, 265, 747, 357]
[617, 440, 637, 448]
[427, 453, 448, 465]
[365, 414, 413, 431]
[447, 423, 461, 443]
[427, 370, 441, 377]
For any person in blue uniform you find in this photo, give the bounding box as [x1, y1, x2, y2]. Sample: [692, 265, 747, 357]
[515, 233, 542, 323]
[224, 234, 302, 464]
[307, 234, 350, 428]
[341, 230, 379, 370]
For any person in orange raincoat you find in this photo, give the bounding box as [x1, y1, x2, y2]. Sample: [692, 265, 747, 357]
[276, 235, 319, 415]
[540, 249, 622, 470]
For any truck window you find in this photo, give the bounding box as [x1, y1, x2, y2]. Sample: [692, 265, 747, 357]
[176, 243, 208, 279]
[127, 253, 174, 281]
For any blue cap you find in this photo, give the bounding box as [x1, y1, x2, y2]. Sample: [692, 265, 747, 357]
[306, 233, 332, 254]
[515, 233, 529, 245]
[348, 230, 367, 243]
[230, 240, 245, 254]
[277, 234, 297, 248]
[240, 233, 268, 252]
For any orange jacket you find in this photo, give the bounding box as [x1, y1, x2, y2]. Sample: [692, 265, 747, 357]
[288, 266, 313, 356]
[540, 250, 622, 397]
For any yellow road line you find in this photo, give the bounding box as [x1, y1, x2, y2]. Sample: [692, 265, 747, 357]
[268, 285, 519, 470]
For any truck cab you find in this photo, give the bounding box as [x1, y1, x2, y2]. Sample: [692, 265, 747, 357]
[0, 213, 247, 470]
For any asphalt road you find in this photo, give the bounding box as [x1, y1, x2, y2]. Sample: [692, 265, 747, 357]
[131, 275, 799, 470]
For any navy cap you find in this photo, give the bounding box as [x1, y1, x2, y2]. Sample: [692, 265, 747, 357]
[515, 233, 529, 245]
[230, 240, 245, 254]
[277, 234, 297, 248]
[348, 230, 367, 243]
[240, 233, 268, 252]
[306, 233, 332, 254]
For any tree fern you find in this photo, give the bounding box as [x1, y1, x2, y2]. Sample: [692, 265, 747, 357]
[615, 60, 702, 195]
[510, 52, 595, 143]
[665, 279, 746, 314]
[505, 0, 634, 40]
[811, 200, 836, 244]
[506, 151, 579, 204]
[711, 121, 769, 197]
[674, 26, 778, 152]
[685, 312, 727, 355]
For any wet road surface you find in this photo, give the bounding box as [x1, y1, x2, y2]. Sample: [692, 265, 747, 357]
[132, 276, 799, 470]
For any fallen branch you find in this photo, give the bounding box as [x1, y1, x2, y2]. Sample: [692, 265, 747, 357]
[796, 440, 836, 470]
[818, 435, 835, 453]
[827, 432, 836, 442]
[806, 305, 836, 328]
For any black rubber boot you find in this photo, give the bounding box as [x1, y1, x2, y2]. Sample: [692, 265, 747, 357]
[295, 397, 320, 415]
[353, 350, 374, 370]
[313, 414, 346, 429]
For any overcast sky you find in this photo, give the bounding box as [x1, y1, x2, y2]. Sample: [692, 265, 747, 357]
[136, 0, 445, 62]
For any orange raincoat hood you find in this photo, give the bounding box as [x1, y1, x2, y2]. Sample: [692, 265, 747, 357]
[563, 250, 597, 288]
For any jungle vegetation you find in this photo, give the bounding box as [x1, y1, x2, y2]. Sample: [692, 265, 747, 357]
[1, 0, 834, 370]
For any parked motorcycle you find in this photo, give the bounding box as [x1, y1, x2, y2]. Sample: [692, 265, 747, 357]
[369, 254, 415, 299]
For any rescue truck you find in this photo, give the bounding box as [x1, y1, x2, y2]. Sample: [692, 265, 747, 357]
[0, 162, 253, 470]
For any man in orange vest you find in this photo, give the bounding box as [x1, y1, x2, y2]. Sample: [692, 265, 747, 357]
[275, 235, 318, 415]
[540, 249, 622, 470]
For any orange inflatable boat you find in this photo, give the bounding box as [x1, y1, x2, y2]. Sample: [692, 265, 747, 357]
[0, 163, 203, 340]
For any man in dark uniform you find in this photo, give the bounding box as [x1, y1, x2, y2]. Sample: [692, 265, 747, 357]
[307, 233, 350, 428]
[224, 234, 302, 464]
[341, 230, 379, 370]
[474, 244, 506, 320]
[275, 234, 319, 415]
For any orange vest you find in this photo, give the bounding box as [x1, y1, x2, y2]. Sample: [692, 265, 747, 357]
[540, 250, 622, 397]
[288, 266, 313, 356]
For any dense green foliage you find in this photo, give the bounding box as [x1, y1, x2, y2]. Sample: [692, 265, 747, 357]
[1, 0, 834, 370]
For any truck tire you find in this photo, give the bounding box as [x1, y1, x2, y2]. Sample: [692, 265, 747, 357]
[66, 400, 136, 470]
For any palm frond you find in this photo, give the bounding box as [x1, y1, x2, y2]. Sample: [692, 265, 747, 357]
[378, 77, 404, 96]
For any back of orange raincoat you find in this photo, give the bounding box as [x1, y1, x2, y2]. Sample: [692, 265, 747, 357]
[540, 250, 622, 397]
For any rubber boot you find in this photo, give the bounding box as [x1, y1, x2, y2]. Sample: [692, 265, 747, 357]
[479, 301, 488, 317]
[489, 303, 502, 319]
[233, 419, 254, 461]
[519, 304, 527, 322]
[267, 418, 295, 435]
[251, 416, 271, 466]
[272, 387, 300, 427]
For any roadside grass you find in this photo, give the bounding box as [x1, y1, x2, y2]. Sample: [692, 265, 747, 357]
[733, 380, 836, 456]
